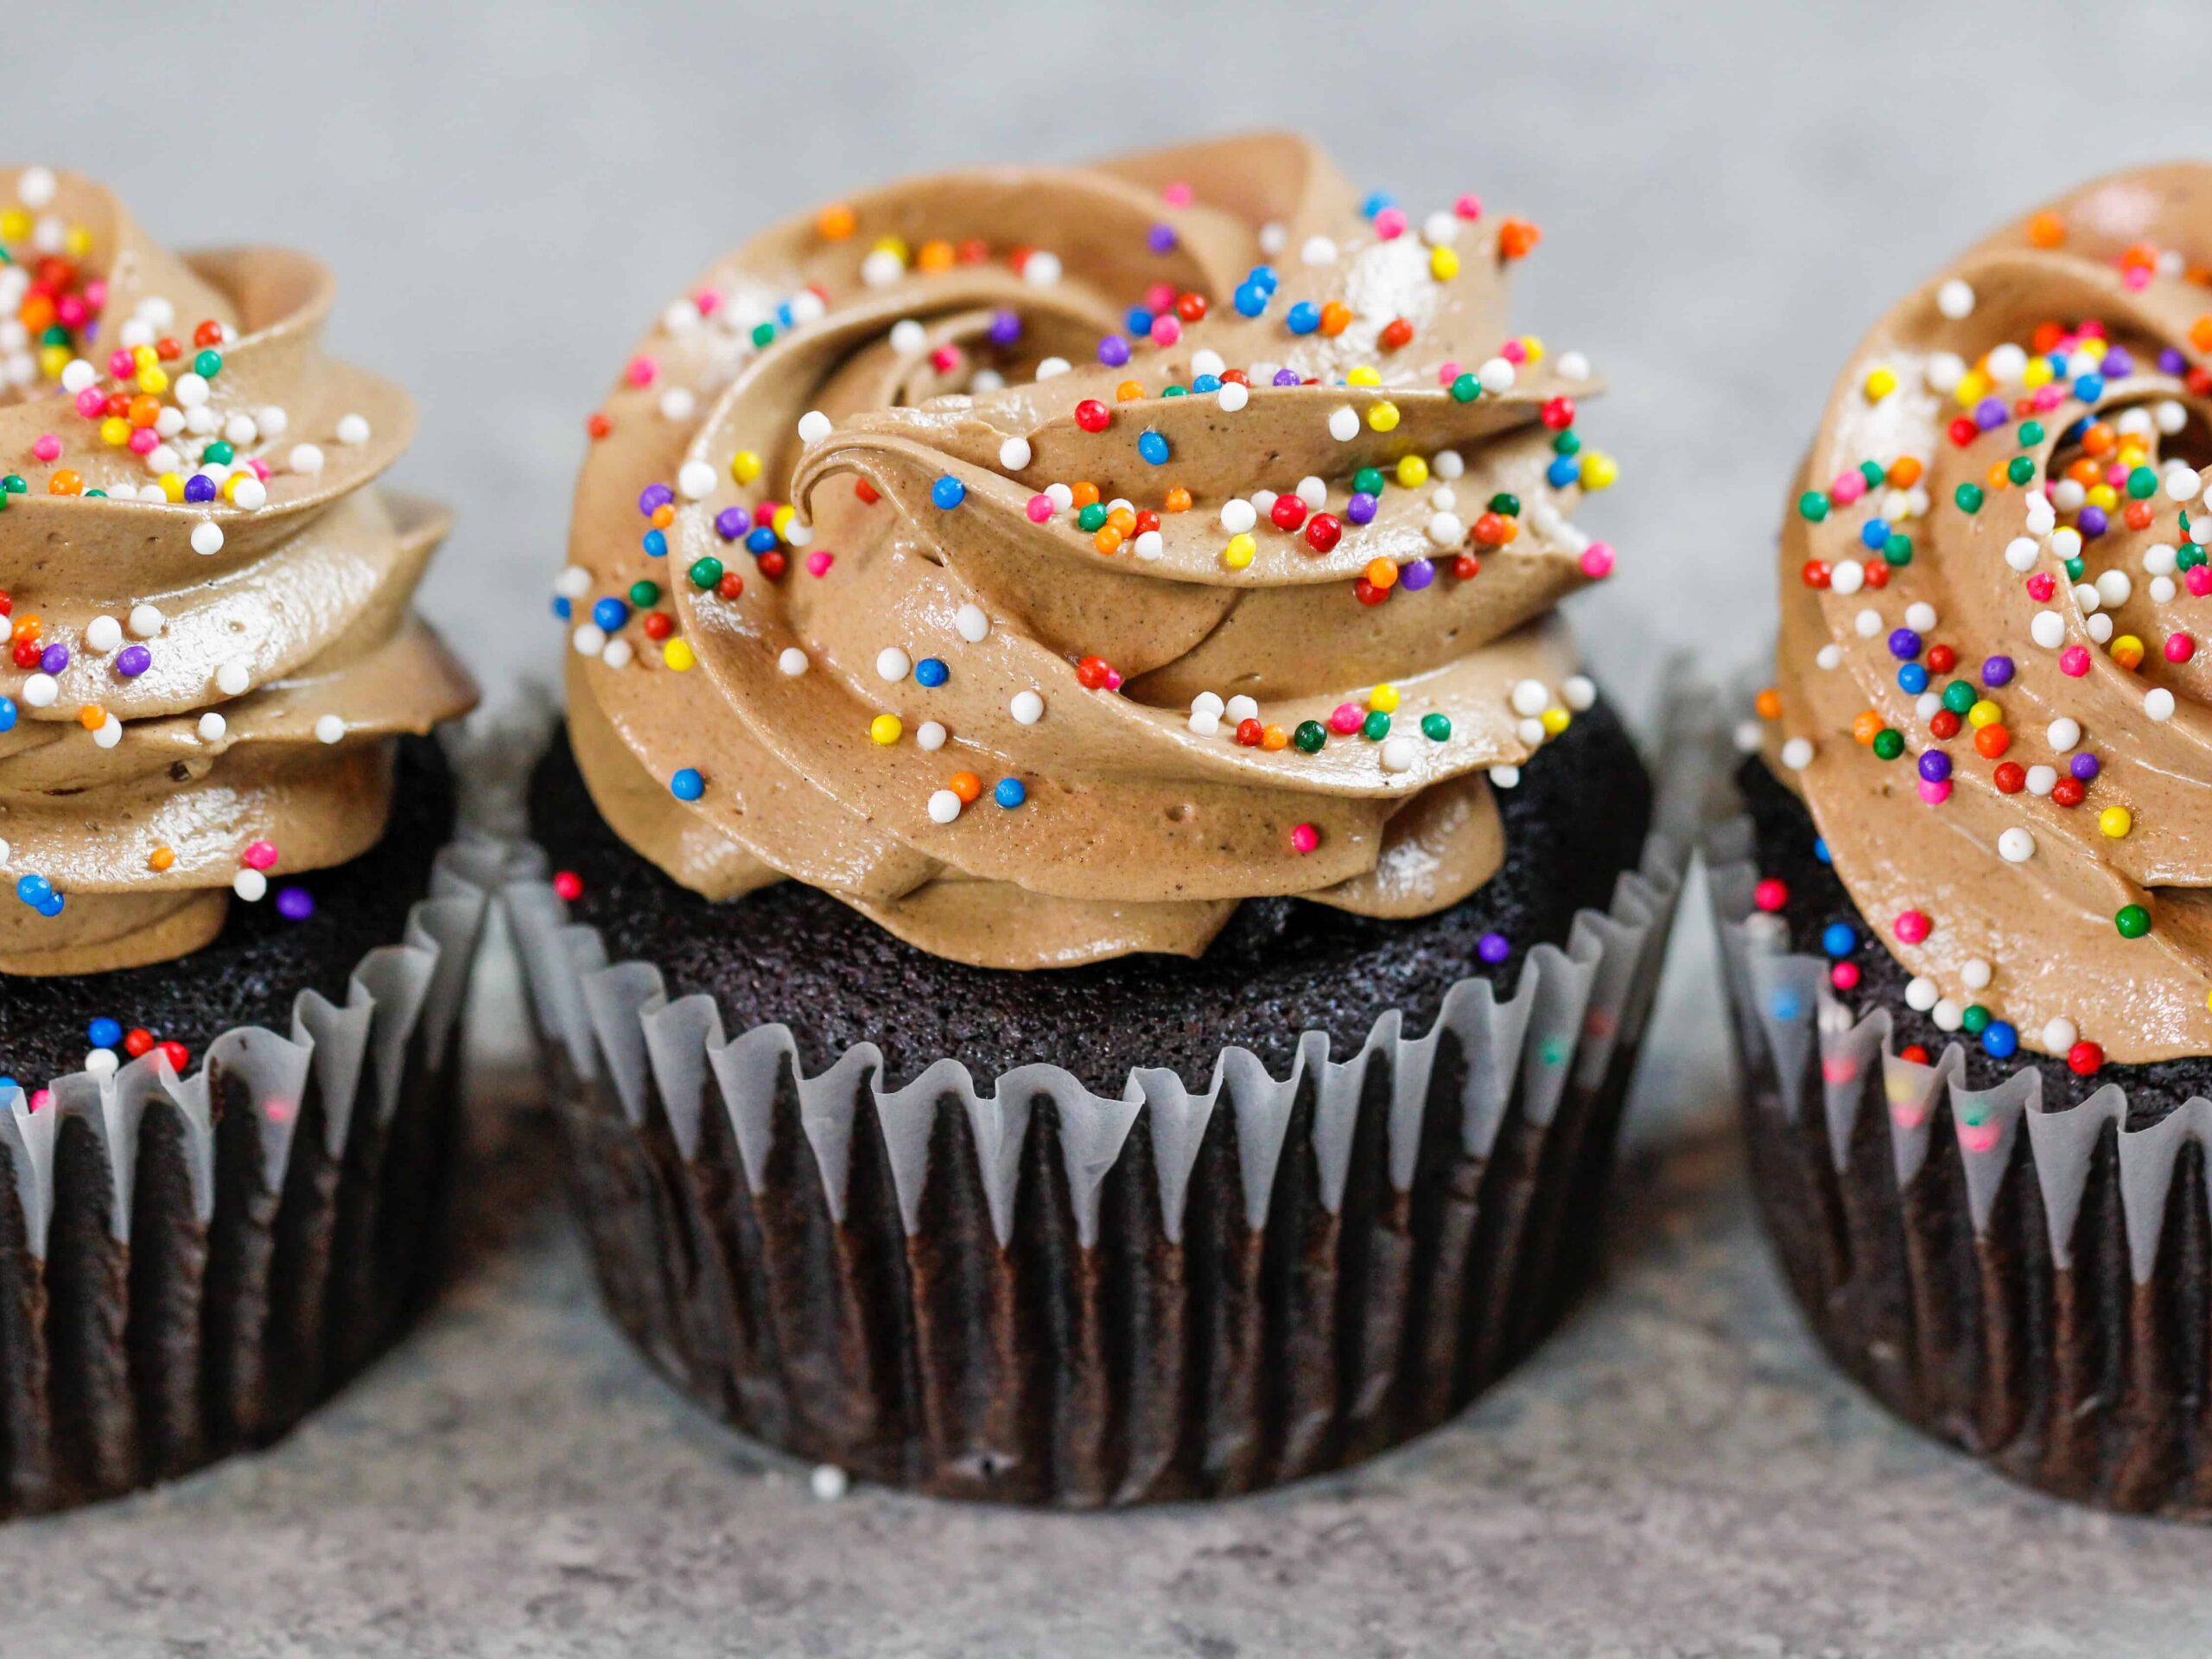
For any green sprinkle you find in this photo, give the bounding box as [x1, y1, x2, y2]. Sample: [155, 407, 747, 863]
[1292, 720, 1327, 753]
[1941, 680, 1977, 715]
[687, 556, 723, 589]
[2018, 420, 2045, 446]
[1421, 712, 1452, 741]
[193, 349, 222, 379]
[1161, 385, 1187, 397]
[1552, 429, 1581, 457]
[2127, 466, 2158, 500]
[1883, 532, 1913, 567]
[1361, 709, 1391, 741]
[0, 476, 23, 494]
[1961, 1003, 1991, 1035]
[1955, 483, 1986, 513]
[2006, 456, 2035, 486]
[1077, 502, 1108, 532]
[203, 440, 235, 466]
[1872, 728, 1905, 760]
[2115, 904, 2152, 939]
[750, 321, 776, 348]
[628, 580, 661, 607]
[1797, 492, 1831, 523]
[1353, 467, 1385, 496]
[1487, 492, 1522, 518]
[2064, 556, 2086, 582]
[1448, 372, 1480, 403]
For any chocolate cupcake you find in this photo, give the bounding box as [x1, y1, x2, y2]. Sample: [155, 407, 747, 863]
[1717, 165, 2212, 1516]
[0, 167, 485, 1516]
[510, 133, 1682, 1504]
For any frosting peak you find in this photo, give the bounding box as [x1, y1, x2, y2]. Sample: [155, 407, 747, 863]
[562, 134, 1618, 969]
[0, 167, 476, 974]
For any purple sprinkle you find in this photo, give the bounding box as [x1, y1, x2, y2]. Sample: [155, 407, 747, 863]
[639, 483, 674, 515]
[988, 310, 1022, 346]
[1147, 223, 1177, 255]
[1345, 491, 1378, 525]
[1097, 334, 1131, 368]
[182, 474, 217, 504]
[1974, 397, 2008, 430]
[1918, 750, 1952, 783]
[1272, 368, 1302, 387]
[38, 643, 68, 675]
[2101, 346, 2134, 379]
[714, 505, 751, 541]
[276, 885, 315, 921]
[2078, 504, 2109, 538]
[1399, 556, 1436, 591]
[2159, 346, 2189, 376]
[115, 645, 151, 677]
[1886, 627, 1923, 661]
[1477, 931, 1511, 965]
[1980, 654, 2014, 687]
[2070, 752, 2101, 781]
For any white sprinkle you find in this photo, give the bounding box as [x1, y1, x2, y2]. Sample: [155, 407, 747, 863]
[888, 319, 927, 355]
[1220, 499, 1257, 534]
[789, 291, 826, 326]
[2047, 717, 2081, 752]
[916, 720, 947, 752]
[1926, 352, 1967, 394]
[1135, 529, 1164, 560]
[92, 715, 121, 750]
[128, 604, 163, 639]
[86, 1048, 118, 1080]
[997, 436, 1032, 471]
[1905, 976, 1939, 1011]
[288, 442, 325, 476]
[2030, 611, 2067, 650]
[2085, 613, 2113, 645]
[927, 789, 962, 824]
[571, 624, 607, 658]
[216, 658, 253, 696]
[1932, 999, 1964, 1033]
[1780, 736, 1815, 771]
[1816, 644, 1843, 670]
[1021, 251, 1063, 288]
[1986, 343, 2028, 386]
[233, 868, 269, 903]
[1300, 235, 1338, 266]
[1010, 690, 1045, 725]
[230, 475, 267, 512]
[1381, 735, 1417, 772]
[1224, 695, 1259, 724]
[1509, 678, 1549, 717]
[602, 639, 633, 670]
[1425, 512, 1464, 547]
[777, 647, 809, 677]
[1904, 601, 1937, 632]
[190, 520, 225, 556]
[258, 405, 289, 439]
[22, 673, 56, 708]
[1936, 279, 1975, 320]
[172, 371, 211, 410]
[677, 460, 717, 499]
[1327, 407, 1360, 442]
[797, 410, 833, 445]
[861, 249, 905, 288]
[1490, 765, 1521, 789]
[2025, 765, 2057, 797]
[1961, 958, 1993, 991]
[1296, 475, 1328, 510]
[2043, 1018, 2078, 1052]
[555, 564, 593, 600]
[1477, 357, 1516, 394]
[1188, 710, 1221, 738]
[84, 615, 123, 653]
[60, 358, 94, 393]
[1421, 210, 1460, 248]
[1217, 380, 1249, 414]
[1733, 721, 1765, 754]
[315, 714, 346, 744]
[810, 1465, 849, 1501]
[875, 647, 912, 683]
[1557, 352, 1591, 381]
[1259, 222, 1287, 255]
[1046, 482, 1074, 511]
[1829, 559, 1865, 596]
[1854, 608, 1884, 639]
[1192, 692, 1225, 718]
[17, 168, 56, 209]
[1562, 675, 1597, 712]
[658, 388, 696, 422]
[953, 605, 990, 645]
[2004, 537, 2040, 573]
[2165, 465, 2199, 502]
[2146, 687, 2177, 721]
[1034, 356, 1071, 381]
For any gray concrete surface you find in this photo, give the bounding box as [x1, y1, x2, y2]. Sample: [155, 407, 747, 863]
[12, 1, 2212, 1652]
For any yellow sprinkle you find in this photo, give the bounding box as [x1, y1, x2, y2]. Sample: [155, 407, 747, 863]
[1366, 400, 1401, 433]
[2022, 359, 2054, 390]
[1368, 683, 1401, 713]
[99, 416, 130, 446]
[1966, 699, 2001, 729]
[138, 365, 168, 395]
[64, 224, 89, 257]
[772, 503, 798, 537]
[1955, 370, 1990, 406]
[133, 345, 158, 371]
[1345, 365, 1382, 387]
[37, 343, 68, 379]
[1864, 367, 1898, 401]
[2099, 805, 2133, 839]
[1394, 456, 1428, 488]
[1429, 245, 1459, 281]
[730, 450, 762, 485]
[0, 209, 28, 240]
[1519, 335, 1545, 364]
[870, 235, 910, 264]
[1222, 532, 1255, 569]
[2078, 334, 2109, 361]
[2112, 634, 2145, 670]
[869, 713, 903, 745]
[2085, 483, 2118, 512]
[156, 472, 184, 502]
[1540, 706, 1572, 737]
[1580, 451, 1619, 491]
[663, 639, 696, 671]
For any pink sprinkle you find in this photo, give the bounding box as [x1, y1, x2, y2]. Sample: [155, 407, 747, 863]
[1501, 339, 1528, 365]
[2104, 461, 2128, 488]
[1374, 207, 1408, 240]
[83, 280, 105, 310]
[56, 295, 86, 327]
[2167, 631, 2196, 663]
[1435, 360, 1461, 386]
[1916, 778, 1952, 805]
[29, 1089, 51, 1113]
[2080, 319, 2108, 339]
[109, 349, 136, 378]
[929, 344, 962, 374]
[1162, 181, 1193, 208]
[1026, 494, 1054, 524]
[74, 387, 105, 419]
[128, 427, 158, 455]
[2123, 264, 2152, 291]
[248, 457, 270, 480]
[1150, 314, 1183, 347]
[1894, 909, 1931, 945]
[694, 289, 722, 316]
[1753, 878, 1789, 912]
[804, 550, 835, 577]
[1829, 472, 1866, 505]
[2059, 645, 2090, 677]
[2025, 571, 2056, 601]
[1144, 282, 1176, 314]
[242, 840, 279, 871]
[1289, 823, 1319, 855]
[2031, 385, 2063, 410]
[1328, 702, 1364, 735]
[1454, 193, 1483, 220]
[626, 355, 657, 388]
[2185, 564, 2212, 597]
[1831, 962, 1861, 991]
[31, 434, 60, 462]
[1580, 543, 1616, 580]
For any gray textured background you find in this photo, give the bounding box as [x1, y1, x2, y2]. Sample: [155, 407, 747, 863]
[12, 2, 2212, 1654]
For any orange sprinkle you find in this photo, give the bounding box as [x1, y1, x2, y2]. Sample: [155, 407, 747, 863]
[1754, 687, 1783, 721]
[817, 203, 857, 240]
[916, 239, 956, 273]
[1092, 527, 1123, 556]
[651, 503, 676, 528]
[10, 614, 39, 642]
[949, 771, 982, 804]
[1885, 455, 1923, 489]
[2191, 316, 2212, 353]
[1163, 486, 1191, 512]
[1106, 505, 1135, 535]
[1071, 480, 1100, 508]
[1497, 218, 1542, 259]
[1260, 724, 1289, 752]
[149, 847, 175, 873]
[2027, 211, 2066, 249]
[1851, 710, 1883, 746]
[76, 705, 104, 730]
[1115, 378, 1145, 402]
[48, 469, 81, 496]
[1363, 556, 1398, 589]
[1318, 301, 1352, 338]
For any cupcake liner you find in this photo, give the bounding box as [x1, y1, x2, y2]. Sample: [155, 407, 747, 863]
[0, 837, 503, 1518]
[503, 695, 1698, 1505]
[1704, 716, 2212, 1518]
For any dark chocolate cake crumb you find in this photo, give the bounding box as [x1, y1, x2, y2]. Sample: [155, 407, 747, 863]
[531, 697, 1655, 1092]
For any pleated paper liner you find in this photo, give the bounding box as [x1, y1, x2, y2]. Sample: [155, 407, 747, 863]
[0, 839, 502, 1518]
[1710, 804, 2212, 1520]
[504, 779, 1688, 1506]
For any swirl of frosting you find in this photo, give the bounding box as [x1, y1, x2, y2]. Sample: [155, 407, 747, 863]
[563, 134, 1618, 969]
[1772, 164, 2212, 1065]
[0, 167, 476, 975]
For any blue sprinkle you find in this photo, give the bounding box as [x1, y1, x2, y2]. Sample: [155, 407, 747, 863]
[1981, 1020, 2019, 1060]
[1546, 454, 1581, 488]
[1233, 283, 1268, 318]
[592, 597, 630, 632]
[914, 657, 949, 688]
[1126, 306, 1154, 336]
[1248, 264, 1279, 294]
[16, 873, 52, 906]
[1859, 518, 1890, 551]
[550, 595, 571, 620]
[1814, 836, 1832, 865]
[642, 527, 668, 557]
[1137, 430, 1170, 466]
[1897, 663, 1929, 695]
[1361, 190, 1395, 219]
[2073, 373, 2105, 402]
[775, 301, 795, 328]
[746, 524, 779, 554]
[0, 695, 13, 732]
[1821, 923, 1857, 958]
[1192, 373, 1222, 393]
[88, 1017, 122, 1049]
[931, 475, 966, 510]
[670, 767, 704, 802]
[35, 893, 62, 918]
[994, 777, 1027, 809]
[0, 1077, 15, 1097]
[1287, 301, 1321, 335]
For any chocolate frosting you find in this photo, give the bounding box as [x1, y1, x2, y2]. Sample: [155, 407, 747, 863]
[563, 134, 1615, 969]
[0, 168, 477, 975]
[1771, 164, 2212, 1063]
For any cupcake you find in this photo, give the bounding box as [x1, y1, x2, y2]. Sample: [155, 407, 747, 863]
[511, 132, 1682, 1504]
[0, 167, 484, 1516]
[1718, 165, 2212, 1516]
